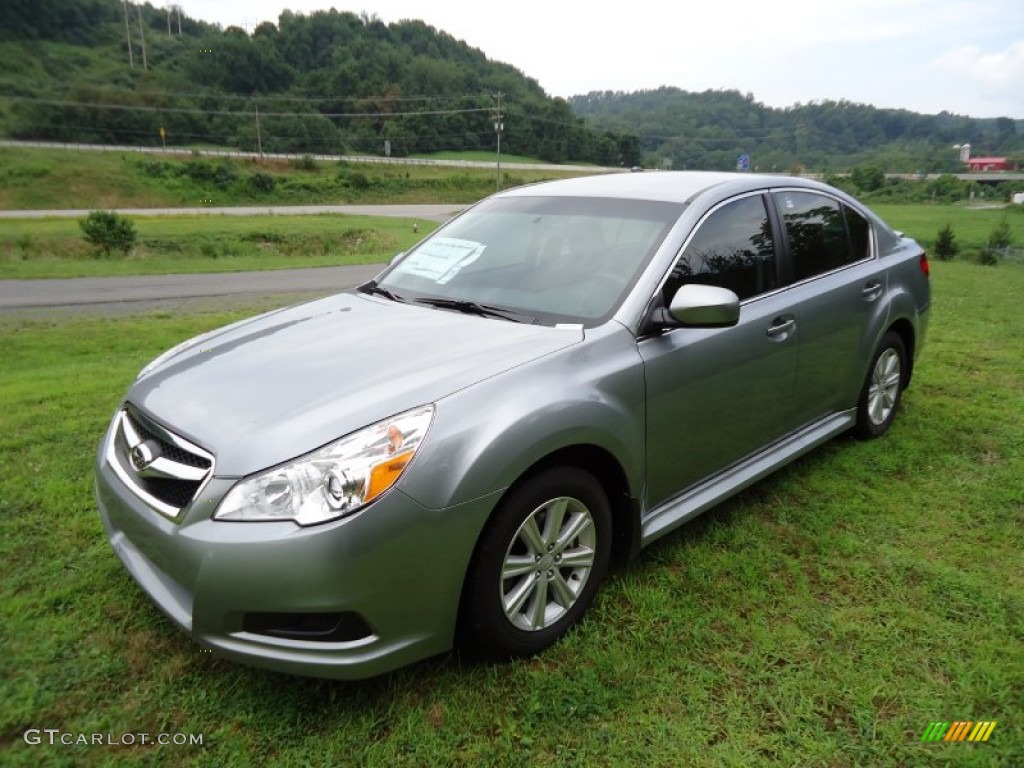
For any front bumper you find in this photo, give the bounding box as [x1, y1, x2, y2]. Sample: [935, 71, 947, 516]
[95, 429, 501, 680]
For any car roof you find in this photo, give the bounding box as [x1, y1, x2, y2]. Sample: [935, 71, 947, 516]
[498, 171, 820, 204]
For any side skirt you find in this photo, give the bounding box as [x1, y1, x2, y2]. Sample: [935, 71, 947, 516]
[640, 409, 856, 547]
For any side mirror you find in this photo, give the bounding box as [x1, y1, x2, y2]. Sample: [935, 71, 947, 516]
[666, 284, 740, 328]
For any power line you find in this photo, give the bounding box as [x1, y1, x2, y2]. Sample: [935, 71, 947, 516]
[53, 84, 497, 105]
[9, 96, 493, 119]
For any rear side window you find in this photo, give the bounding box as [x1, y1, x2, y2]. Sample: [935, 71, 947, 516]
[844, 204, 871, 262]
[663, 194, 777, 302]
[774, 191, 870, 281]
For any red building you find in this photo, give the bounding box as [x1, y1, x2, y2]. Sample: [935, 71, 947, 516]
[965, 157, 1013, 171]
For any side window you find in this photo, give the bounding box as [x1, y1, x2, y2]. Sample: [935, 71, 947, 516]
[844, 204, 871, 262]
[662, 195, 776, 303]
[774, 191, 867, 281]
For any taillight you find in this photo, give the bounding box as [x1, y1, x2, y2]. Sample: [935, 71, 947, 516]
[919, 252, 930, 278]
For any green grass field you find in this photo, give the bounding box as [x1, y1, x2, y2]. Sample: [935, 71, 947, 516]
[409, 150, 549, 164]
[0, 147, 586, 211]
[874, 203, 1024, 255]
[0, 260, 1021, 766]
[0, 214, 440, 279]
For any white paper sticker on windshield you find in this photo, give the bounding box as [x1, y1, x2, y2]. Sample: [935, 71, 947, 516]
[393, 237, 486, 284]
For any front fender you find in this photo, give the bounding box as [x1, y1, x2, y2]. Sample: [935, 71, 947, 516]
[401, 324, 646, 512]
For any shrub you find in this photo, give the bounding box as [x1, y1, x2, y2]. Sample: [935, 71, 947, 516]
[293, 154, 318, 171]
[249, 172, 275, 193]
[850, 165, 886, 193]
[933, 224, 958, 261]
[987, 218, 1013, 252]
[79, 211, 136, 256]
[349, 171, 370, 190]
[975, 219, 1014, 266]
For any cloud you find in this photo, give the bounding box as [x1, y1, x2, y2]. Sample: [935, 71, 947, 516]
[931, 40, 1024, 87]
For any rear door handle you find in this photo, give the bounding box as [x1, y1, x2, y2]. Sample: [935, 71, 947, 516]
[861, 281, 883, 301]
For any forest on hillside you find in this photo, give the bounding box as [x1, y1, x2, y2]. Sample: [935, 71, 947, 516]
[0, 0, 641, 165]
[571, 88, 1023, 173]
[1, 1, 1021, 172]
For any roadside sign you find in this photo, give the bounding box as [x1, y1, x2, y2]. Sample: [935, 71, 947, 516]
[737, 154, 750, 172]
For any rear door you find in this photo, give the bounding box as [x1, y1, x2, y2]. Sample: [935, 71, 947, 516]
[770, 189, 890, 421]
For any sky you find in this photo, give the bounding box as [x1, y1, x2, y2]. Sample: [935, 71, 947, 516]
[187, 0, 1024, 118]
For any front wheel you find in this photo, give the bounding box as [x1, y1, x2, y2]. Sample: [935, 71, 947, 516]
[459, 467, 611, 658]
[854, 331, 907, 439]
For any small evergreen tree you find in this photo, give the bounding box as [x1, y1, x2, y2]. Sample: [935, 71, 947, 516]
[975, 219, 1013, 266]
[933, 224, 958, 261]
[79, 211, 136, 256]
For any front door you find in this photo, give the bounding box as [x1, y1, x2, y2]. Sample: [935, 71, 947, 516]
[639, 193, 799, 509]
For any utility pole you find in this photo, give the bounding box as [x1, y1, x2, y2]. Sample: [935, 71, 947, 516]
[122, 1, 134, 68]
[166, 4, 172, 37]
[493, 91, 504, 192]
[136, 4, 148, 70]
[255, 102, 263, 158]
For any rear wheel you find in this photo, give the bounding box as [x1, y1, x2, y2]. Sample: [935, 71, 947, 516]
[460, 467, 611, 658]
[854, 331, 907, 439]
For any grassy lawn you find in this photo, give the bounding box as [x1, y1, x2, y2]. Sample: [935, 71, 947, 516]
[874, 203, 1024, 255]
[1, 260, 1021, 766]
[409, 151, 551, 164]
[0, 214, 439, 279]
[0, 147, 589, 211]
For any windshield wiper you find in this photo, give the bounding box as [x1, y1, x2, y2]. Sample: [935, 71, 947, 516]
[358, 281, 407, 303]
[413, 297, 535, 323]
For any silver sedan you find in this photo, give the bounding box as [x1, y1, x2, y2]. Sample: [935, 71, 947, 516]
[96, 171, 930, 678]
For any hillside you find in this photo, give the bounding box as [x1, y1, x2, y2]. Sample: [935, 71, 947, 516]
[0, 0, 639, 166]
[570, 87, 1024, 173]
[3, 2, 1022, 174]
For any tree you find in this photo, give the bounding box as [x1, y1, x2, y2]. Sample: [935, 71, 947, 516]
[976, 219, 1013, 265]
[933, 224, 958, 261]
[79, 211, 136, 256]
[850, 165, 885, 192]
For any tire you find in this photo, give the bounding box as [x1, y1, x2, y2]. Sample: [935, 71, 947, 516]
[459, 467, 612, 658]
[853, 331, 907, 439]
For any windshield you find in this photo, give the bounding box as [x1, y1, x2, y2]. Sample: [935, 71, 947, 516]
[376, 195, 683, 326]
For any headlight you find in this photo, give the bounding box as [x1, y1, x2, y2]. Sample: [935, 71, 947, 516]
[214, 405, 434, 526]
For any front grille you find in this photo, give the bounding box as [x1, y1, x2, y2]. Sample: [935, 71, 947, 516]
[124, 409, 211, 471]
[107, 405, 215, 519]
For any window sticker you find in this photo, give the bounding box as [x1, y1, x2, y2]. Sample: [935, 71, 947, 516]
[393, 237, 486, 284]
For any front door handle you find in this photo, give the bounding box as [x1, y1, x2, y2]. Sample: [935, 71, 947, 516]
[766, 316, 795, 339]
[861, 281, 883, 301]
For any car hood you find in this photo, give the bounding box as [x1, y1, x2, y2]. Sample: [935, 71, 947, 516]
[129, 292, 583, 475]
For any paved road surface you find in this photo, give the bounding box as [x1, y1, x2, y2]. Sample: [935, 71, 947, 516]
[0, 204, 462, 316]
[0, 264, 384, 316]
[0, 204, 462, 221]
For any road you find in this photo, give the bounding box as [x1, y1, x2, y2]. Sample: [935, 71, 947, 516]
[0, 263, 385, 316]
[0, 204, 463, 221]
[0, 204, 462, 316]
